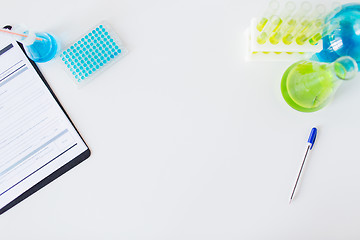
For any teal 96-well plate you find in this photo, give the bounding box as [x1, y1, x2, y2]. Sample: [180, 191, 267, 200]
[60, 22, 128, 85]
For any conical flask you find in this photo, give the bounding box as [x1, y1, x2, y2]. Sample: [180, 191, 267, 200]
[281, 56, 358, 112]
[10, 25, 60, 63]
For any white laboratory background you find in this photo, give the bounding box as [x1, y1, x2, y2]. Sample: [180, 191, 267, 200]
[1, 0, 360, 239]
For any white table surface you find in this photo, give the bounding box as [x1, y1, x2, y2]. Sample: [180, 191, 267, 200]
[1, 0, 360, 239]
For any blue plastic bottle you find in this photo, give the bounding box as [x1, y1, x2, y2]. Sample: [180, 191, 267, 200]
[311, 3, 360, 69]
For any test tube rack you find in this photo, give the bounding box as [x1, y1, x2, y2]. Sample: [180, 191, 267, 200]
[245, 1, 340, 61]
[245, 18, 322, 61]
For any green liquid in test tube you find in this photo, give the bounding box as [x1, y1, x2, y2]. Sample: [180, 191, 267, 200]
[274, 1, 296, 32]
[256, 0, 280, 32]
[270, 18, 296, 44]
[308, 32, 322, 45]
[295, 4, 326, 45]
[308, 3, 342, 45]
[257, 18, 269, 32]
[296, 18, 324, 45]
[283, 18, 312, 44]
[257, 1, 295, 44]
[270, 1, 311, 44]
[282, 4, 325, 45]
[308, 20, 340, 45]
[257, 16, 281, 44]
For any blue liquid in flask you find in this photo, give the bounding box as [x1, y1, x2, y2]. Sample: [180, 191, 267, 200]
[312, 3, 360, 69]
[25, 32, 59, 62]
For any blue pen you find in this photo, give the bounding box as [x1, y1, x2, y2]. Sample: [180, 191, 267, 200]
[289, 127, 317, 203]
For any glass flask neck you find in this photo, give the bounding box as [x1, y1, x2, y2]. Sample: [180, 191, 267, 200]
[332, 56, 358, 80]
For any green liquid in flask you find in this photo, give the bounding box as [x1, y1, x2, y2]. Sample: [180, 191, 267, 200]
[281, 57, 358, 112]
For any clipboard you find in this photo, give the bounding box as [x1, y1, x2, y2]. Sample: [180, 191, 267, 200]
[0, 41, 91, 214]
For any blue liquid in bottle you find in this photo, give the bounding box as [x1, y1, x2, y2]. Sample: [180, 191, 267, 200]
[25, 32, 59, 62]
[312, 3, 360, 70]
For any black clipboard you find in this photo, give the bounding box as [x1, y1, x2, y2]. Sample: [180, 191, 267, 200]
[0, 42, 91, 215]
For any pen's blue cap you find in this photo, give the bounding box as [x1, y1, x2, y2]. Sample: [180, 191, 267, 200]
[307, 127, 317, 150]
